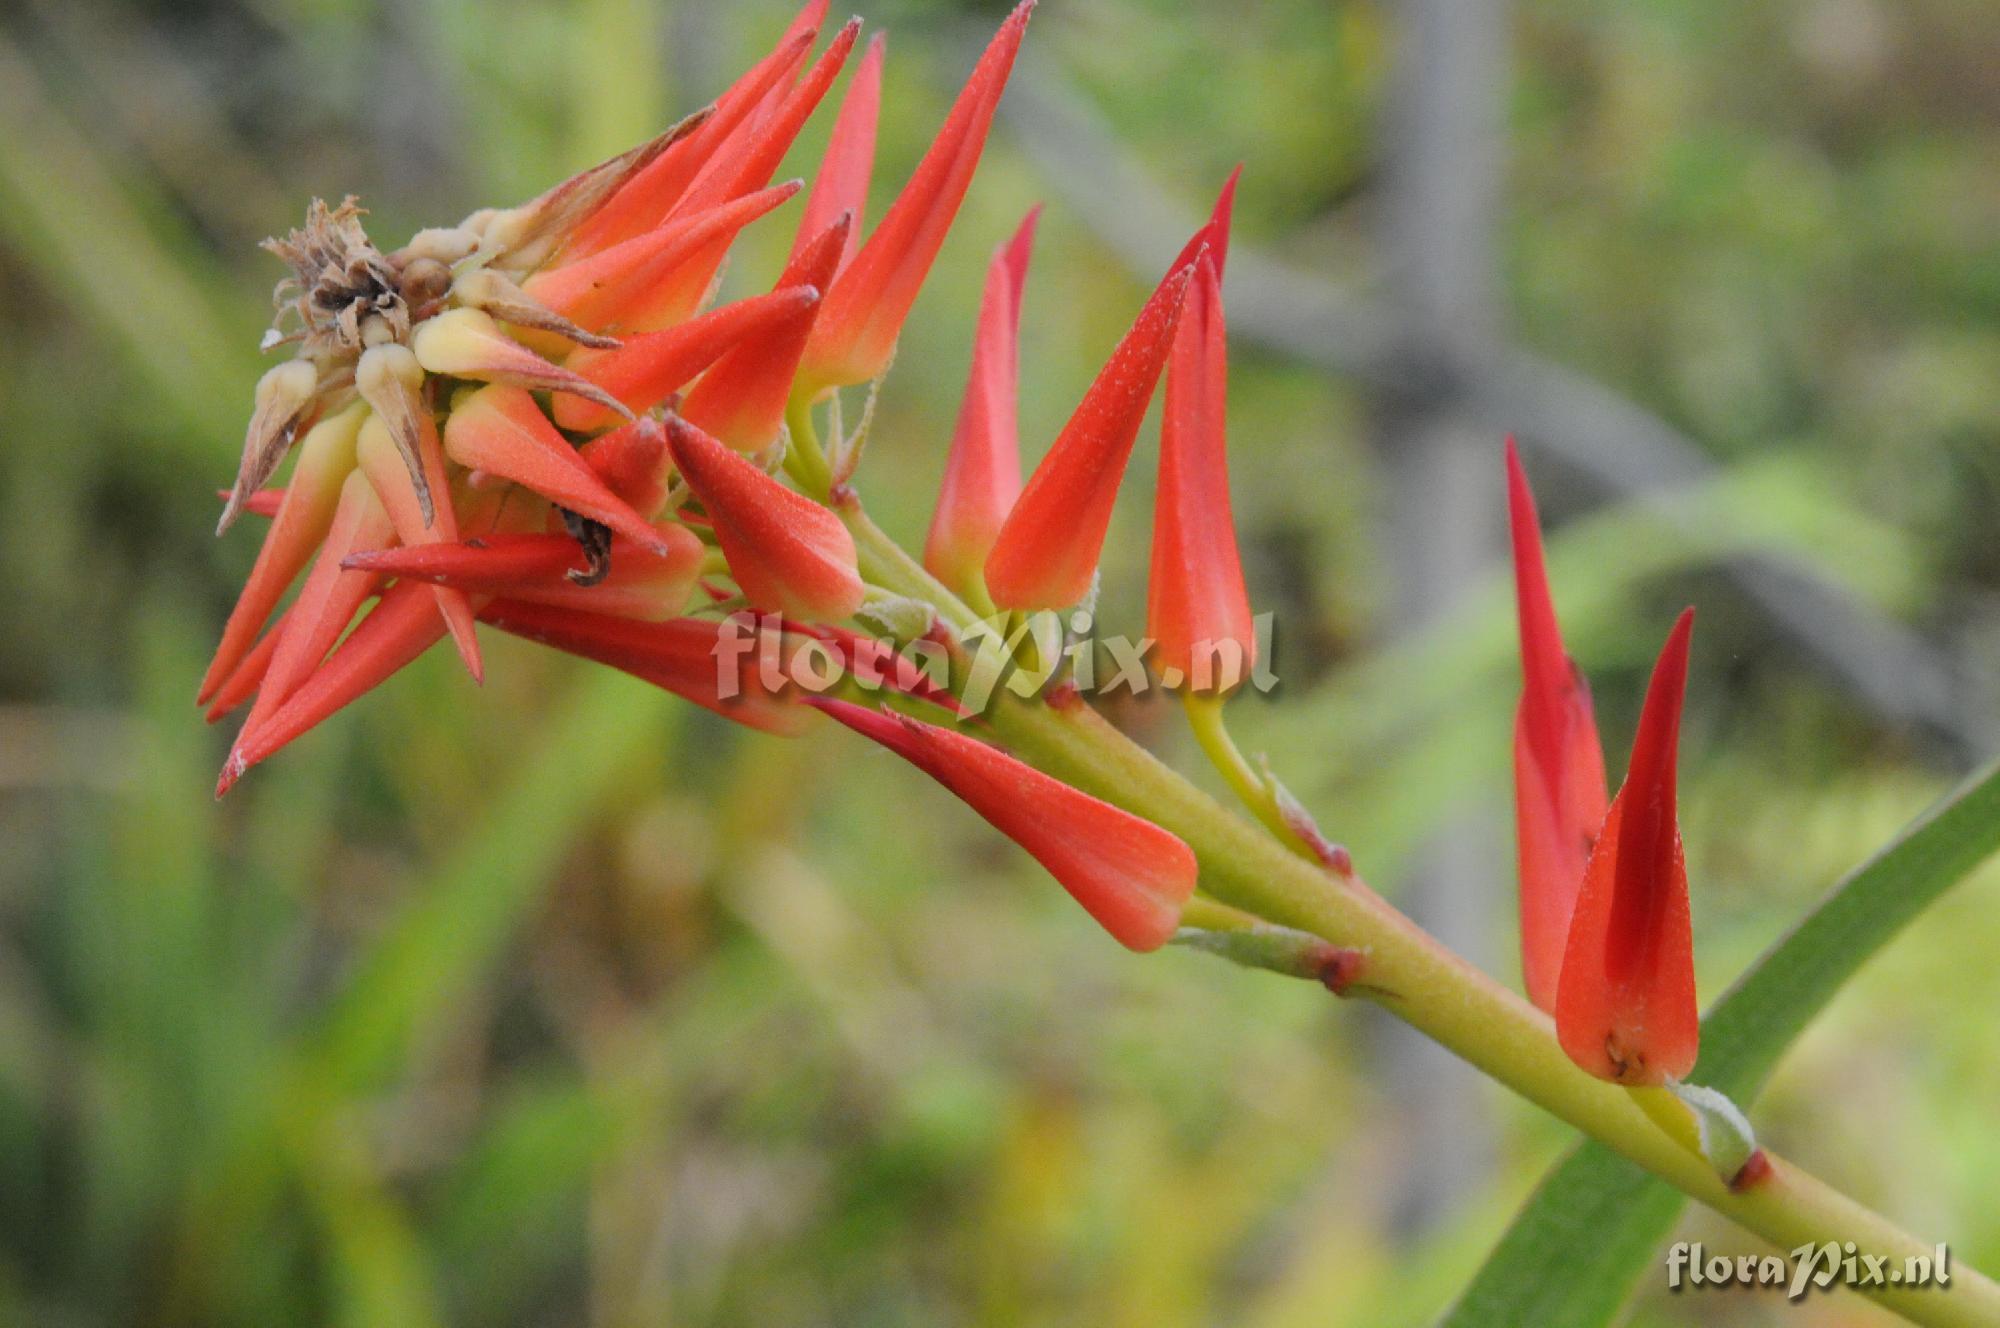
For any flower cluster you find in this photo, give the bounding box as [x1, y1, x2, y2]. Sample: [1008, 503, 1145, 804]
[201, 0, 1238, 952]
[205, 0, 1698, 1042]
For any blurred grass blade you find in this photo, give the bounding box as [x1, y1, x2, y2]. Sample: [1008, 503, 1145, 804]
[314, 669, 680, 1086]
[1441, 754, 2000, 1327]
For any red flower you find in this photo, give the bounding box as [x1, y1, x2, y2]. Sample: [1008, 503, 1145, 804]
[680, 214, 851, 451]
[197, 403, 366, 704]
[791, 31, 884, 274]
[664, 416, 865, 621]
[561, 1, 827, 258]
[555, 284, 821, 432]
[798, 2, 1034, 392]
[1506, 438, 1610, 1012]
[344, 525, 704, 622]
[480, 600, 810, 736]
[984, 252, 1196, 611]
[923, 206, 1038, 595]
[1556, 609, 1699, 1085]
[1147, 171, 1254, 693]
[811, 699, 1199, 950]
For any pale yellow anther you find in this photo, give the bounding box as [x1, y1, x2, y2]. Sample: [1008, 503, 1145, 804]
[410, 307, 507, 377]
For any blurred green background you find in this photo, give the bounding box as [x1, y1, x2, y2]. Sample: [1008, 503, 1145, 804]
[2, 0, 1997, 1324]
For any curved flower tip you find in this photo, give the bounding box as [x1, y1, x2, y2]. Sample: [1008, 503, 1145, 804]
[793, 30, 884, 274]
[480, 599, 810, 735]
[218, 581, 452, 798]
[680, 216, 846, 451]
[197, 401, 366, 705]
[923, 205, 1039, 594]
[810, 698, 1198, 951]
[1147, 240, 1254, 693]
[1505, 436, 1609, 1012]
[1556, 608, 1698, 1085]
[443, 384, 669, 557]
[798, 1, 1035, 393]
[664, 415, 864, 621]
[985, 250, 1196, 611]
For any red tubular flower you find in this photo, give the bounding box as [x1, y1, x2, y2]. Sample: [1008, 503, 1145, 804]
[197, 403, 365, 704]
[680, 215, 849, 451]
[441, 385, 671, 557]
[523, 181, 803, 335]
[810, 699, 1199, 950]
[1147, 173, 1253, 694]
[561, 3, 826, 259]
[555, 284, 821, 432]
[797, 2, 1033, 392]
[664, 416, 865, 620]
[214, 488, 287, 520]
[1506, 437, 1610, 1012]
[345, 524, 704, 622]
[984, 254, 1196, 611]
[217, 580, 455, 797]
[356, 411, 484, 682]
[671, 20, 860, 224]
[791, 31, 883, 274]
[1556, 609, 1699, 1085]
[923, 206, 1037, 594]
[225, 468, 397, 731]
[479, 599, 809, 735]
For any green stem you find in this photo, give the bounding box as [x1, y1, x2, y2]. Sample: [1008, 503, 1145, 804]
[1182, 692, 1320, 861]
[791, 404, 1998, 1326]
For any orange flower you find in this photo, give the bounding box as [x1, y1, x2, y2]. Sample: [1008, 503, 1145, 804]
[797, 3, 1034, 392]
[1506, 437, 1610, 1012]
[1556, 609, 1699, 1085]
[811, 699, 1199, 950]
[1147, 171, 1254, 693]
[923, 206, 1038, 595]
[664, 416, 865, 621]
[984, 252, 1196, 611]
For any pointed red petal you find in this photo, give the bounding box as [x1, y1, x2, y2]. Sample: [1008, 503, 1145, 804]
[554, 284, 821, 432]
[1146, 251, 1254, 693]
[562, 10, 823, 258]
[791, 30, 883, 274]
[985, 253, 1195, 611]
[1505, 436, 1609, 1011]
[218, 581, 452, 797]
[923, 206, 1037, 592]
[679, 217, 846, 450]
[523, 182, 802, 335]
[1555, 609, 1698, 1084]
[197, 405, 364, 704]
[672, 20, 860, 223]
[346, 524, 703, 622]
[236, 468, 398, 738]
[442, 386, 669, 556]
[356, 413, 484, 682]
[665, 415, 864, 620]
[811, 699, 1198, 950]
[799, 2, 1034, 391]
[480, 600, 808, 734]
